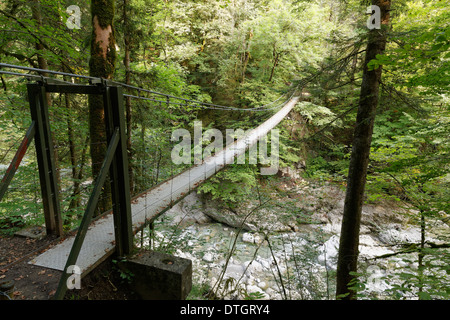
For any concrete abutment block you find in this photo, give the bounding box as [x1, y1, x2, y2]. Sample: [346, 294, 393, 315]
[121, 250, 192, 300]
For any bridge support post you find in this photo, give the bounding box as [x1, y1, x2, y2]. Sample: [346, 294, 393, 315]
[27, 84, 63, 236]
[103, 85, 133, 257]
[54, 83, 133, 299]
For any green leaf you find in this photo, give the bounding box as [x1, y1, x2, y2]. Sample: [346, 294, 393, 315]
[418, 292, 432, 300]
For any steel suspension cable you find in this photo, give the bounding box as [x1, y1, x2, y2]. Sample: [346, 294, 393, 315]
[0, 63, 297, 112]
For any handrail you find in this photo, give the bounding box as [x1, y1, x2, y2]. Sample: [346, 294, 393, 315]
[0, 63, 296, 112]
[0, 122, 36, 202]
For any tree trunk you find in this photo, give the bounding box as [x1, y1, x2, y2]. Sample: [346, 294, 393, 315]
[70, 136, 89, 219]
[241, 51, 250, 84]
[335, 0, 391, 300]
[269, 45, 279, 83]
[29, 0, 63, 235]
[66, 92, 79, 211]
[269, 54, 278, 83]
[123, 0, 134, 194]
[241, 31, 253, 84]
[418, 208, 426, 299]
[30, 0, 62, 196]
[88, 0, 117, 215]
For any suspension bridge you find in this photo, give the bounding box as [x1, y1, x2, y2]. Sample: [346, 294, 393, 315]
[0, 63, 301, 299]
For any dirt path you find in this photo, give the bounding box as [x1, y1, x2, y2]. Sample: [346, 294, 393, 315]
[0, 233, 140, 300]
[0, 234, 61, 299]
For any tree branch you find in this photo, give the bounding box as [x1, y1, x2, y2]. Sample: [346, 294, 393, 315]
[0, 9, 75, 73]
[369, 242, 450, 260]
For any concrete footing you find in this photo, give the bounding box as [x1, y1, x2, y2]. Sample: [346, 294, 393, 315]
[121, 250, 192, 300]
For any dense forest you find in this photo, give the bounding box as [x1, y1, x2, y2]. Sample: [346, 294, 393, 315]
[0, 0, 448, 301]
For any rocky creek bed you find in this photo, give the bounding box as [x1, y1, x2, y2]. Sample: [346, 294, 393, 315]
[139, 175, 449, 300]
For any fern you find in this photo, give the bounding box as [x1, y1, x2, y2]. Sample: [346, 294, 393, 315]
[198, 164, 258, 204]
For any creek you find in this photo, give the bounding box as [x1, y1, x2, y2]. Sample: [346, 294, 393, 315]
[139, 177, 449, 300]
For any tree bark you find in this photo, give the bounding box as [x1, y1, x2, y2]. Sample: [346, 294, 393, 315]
[30, 0, 62, 193]
[269, 44, 279, 83]
[88, 0, 117, 215]
[241, 31, 253, 84]
[335, 0, 391, 300]
[123, 0, 134, 194]
[66, 92, 78, 209]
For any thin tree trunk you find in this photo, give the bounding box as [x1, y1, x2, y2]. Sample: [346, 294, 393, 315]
[66, 93, 89, 218]
[30, 0, 62, 188]
[269, 46, 279, 83]
[241, 31, 252, 84]
[71, 136, 89, 219]
[336, 0, 391, 300]
[154, 148, 162, 185]
[62, 59, 85, 218]
[241, 51, 250, 84]
[418, 208, 426, 299]
[123, 0, 134, 194]
[66, 93, 79, 211]
[88, 0, 117, 215]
